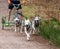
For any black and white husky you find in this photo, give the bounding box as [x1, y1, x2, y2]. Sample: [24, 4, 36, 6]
[32, 16, 41, 34]
[24, 17, 32, 40]
[14, 17, 22, 33]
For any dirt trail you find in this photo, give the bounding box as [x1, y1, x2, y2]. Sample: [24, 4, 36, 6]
[0, 0, 60, 49]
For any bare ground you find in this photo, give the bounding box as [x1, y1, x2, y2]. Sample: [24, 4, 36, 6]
[0, 0, 60, 49]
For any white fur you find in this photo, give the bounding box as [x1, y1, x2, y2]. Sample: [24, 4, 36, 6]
[24, 19, 32, 40]
[32, 20, 35, 34]
[32, 16, 41, 34]
[14, 17, 22, 33]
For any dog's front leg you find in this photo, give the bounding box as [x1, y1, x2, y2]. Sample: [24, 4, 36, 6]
[20, 24, 23, 33]
[14, 22, 17, 32]
[25, 27, 30, 40]
[15, 25, 17, 32]
[32, 23, 35, 34]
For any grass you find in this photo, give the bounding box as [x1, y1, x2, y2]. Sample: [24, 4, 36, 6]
[39, 17, 60, 47]
[22, 4, 39, 18]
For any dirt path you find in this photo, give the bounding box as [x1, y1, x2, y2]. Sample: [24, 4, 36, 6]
[0, 0, 60, 49]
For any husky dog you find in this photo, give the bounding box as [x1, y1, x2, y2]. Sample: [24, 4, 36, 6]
[32, 15, 41, 34]
[14, 17, 22, 33]
[24, 17, 31, 40]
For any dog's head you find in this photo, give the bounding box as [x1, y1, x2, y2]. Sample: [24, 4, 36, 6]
[16, 20, 20, 27]
[14, 17, 20, 27]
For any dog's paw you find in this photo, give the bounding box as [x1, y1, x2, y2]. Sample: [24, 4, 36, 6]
[15, 30, 17, 32]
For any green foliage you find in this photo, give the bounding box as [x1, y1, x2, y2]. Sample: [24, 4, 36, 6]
[22, 5, 36, 18]
[39, 17, 60, 46]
